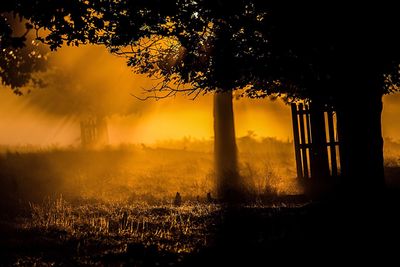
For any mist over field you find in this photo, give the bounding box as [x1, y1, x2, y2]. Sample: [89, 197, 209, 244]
[0, 135, 299, 206]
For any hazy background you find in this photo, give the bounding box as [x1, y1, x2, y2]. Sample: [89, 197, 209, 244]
[0, 44, 398, 147]
[0, 45, 293, 147]
[0, 44, 399, 202]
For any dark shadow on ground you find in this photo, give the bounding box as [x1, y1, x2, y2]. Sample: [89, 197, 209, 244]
[2, 191, 400, 266]
[184, 191, 400, 266]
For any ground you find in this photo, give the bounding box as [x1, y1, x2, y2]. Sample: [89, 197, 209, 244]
[1, 193, 400, 266]
[1, 149, 399, 266]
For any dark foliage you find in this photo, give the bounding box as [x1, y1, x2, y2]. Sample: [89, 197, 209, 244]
[0, 12, 47, 93]
[2, 1, 399, 98]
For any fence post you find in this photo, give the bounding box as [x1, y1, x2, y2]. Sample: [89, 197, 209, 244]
[327, 109, 338, 176]
[291, 103, 303, 179]
[298, 104, 309, 179]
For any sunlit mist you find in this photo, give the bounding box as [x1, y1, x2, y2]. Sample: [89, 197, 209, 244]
[0, 45, 293, 146]
[0, 44, 400, 199]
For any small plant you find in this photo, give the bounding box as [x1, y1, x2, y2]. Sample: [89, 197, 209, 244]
[241, 162, 281, 201]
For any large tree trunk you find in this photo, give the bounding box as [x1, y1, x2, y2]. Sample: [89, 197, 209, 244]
[309, 101, 330, 179]
[308, 99, 331, 195]
[213, 91, 241, 202]
[336, 85, 385, 197]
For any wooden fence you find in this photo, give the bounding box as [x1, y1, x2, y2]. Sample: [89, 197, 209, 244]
[291, 103, 340, 180]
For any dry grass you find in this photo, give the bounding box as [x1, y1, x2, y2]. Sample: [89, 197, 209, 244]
[23, 196, 221, 256]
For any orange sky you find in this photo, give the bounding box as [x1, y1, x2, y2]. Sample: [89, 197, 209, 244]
[0, 45, 293, 146]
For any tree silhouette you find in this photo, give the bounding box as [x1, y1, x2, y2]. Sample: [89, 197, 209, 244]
[6, 1, 400, 198]
[0, 13, 47, 93]
[245, 4, 400, 195]
[213, 91, 240, 202]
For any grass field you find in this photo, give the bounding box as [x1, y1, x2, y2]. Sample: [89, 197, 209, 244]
[2, 197, 221, 266]
[0, 137, 299, 205]
[1, 139, 400, 266]
[2, 194, 400, 266]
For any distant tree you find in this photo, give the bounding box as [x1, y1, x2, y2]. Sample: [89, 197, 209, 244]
[7, 1, 400, 198]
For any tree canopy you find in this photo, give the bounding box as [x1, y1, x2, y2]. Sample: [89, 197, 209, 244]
[3, 1, 400, 101]
[0, 13, 47, 93]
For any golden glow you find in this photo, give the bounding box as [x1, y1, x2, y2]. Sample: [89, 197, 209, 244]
[1, 44, 400, 147]
[383, 94, 400, 141]
[1, 44, 399, 198]
[0, 45, 292, 146]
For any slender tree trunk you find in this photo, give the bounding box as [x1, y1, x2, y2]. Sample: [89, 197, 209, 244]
[213, 91, 241, 202]
[336, 86, 385, 197]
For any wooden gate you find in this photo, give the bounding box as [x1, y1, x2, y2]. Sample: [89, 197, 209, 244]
[291, 103, 340, 180]
[80, 116, 109, 148]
